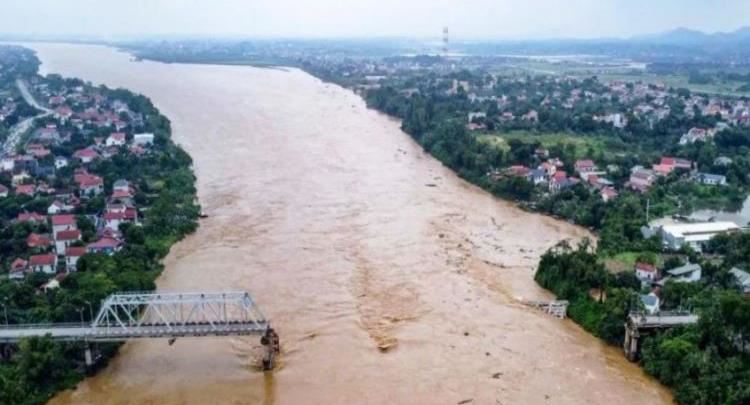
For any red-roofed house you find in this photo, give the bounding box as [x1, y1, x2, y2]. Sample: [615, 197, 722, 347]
[655, 157, 693, 175]
[16, 212, 46, 223]
[27, 233, 52, 249]
[15, 184, 35, 197]
[55, 229, 82, 256]
[601, 187, 619, 202]
[106, 132, 127, 147]
[75, 174, 103, 196]
[73, 148, 99, 164]
[51, 214, 77, 237]
[0, 184, 8, 198]
[635, 262, 658, 282]
[104, 211, 126, 230]
[29, 254, 56, 274]
[65, 246, 87, 271]
[574, 159, 596, 173]
[628, 169, 656, 192]
[54, 106, 73, 121]
[87, 236, 123, 255]
[9, 258, 29, 280]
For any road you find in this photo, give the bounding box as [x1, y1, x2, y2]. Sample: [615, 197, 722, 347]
[1, 79, 52, 157]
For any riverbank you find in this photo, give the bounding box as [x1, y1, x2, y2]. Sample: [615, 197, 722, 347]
[0, 45, 199, 404]
[29, 43, 671, 405]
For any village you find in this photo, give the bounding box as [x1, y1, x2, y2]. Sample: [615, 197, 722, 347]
[0, 69, 156, 290]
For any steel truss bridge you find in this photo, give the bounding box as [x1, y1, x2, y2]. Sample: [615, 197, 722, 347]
[0, 291, 280, 369]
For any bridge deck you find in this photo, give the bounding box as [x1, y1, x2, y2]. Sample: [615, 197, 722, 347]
[0, 321, 270, 343]
[628, 313, 698, 329]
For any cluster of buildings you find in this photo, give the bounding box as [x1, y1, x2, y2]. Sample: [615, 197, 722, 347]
[1, 78, 153, 286]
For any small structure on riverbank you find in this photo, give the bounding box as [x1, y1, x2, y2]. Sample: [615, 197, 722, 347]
[523, 300, 569, 319]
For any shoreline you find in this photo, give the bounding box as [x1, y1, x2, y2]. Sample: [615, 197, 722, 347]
[30, 43, 671, 405]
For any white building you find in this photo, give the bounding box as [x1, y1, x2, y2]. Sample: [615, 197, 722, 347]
[659, 221, 740, 252]
[133, 133, 154, 146]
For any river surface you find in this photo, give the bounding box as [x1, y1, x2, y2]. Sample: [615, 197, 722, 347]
[26, 43, 671, 405]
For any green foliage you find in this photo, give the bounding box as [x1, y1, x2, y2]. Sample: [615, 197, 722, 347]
[538, 241, 750, 404]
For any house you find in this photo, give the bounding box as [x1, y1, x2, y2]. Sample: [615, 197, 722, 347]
[693, 173, 727, 186]
[55, 229, 82, 256]
[112, 179, 131, 193]
[628, 169, 656, 192]
[549, 171, 577, 192]
[48, 200, 64, 215]
[87, 236, 123, 255]
[467, 111, 486, 123]
[54, 156, 69, 169]
[15, 184, 36, 197]
[522, 110, 538, 122]
[65, 246, 87, 272]
[539, 161, 557, 176]
[133, 133, 154, 146]
[635, 262, 658, 282]
[26, 233, 52, 249]
[679, 127, 710, 145]
[16, 212, 46, 224]
[659, 221, 740, 251]
[54, 106, 73, 121]
[8, 258, 29, 280]
[729, 267, 750, 295]
[528, 169, 547, 185]
[106, 132, 126, 147]
[601, 187, 618, 202]
[29, 254, 56, 274]
[656, 157, 693, 174]
[41, 274, 66, 292]
[25, 144, 50, 159]
[640, 293, 661, 315]
[73, 148, 99, 164]
[666, 263, 702, 283]
[51, 214, 77, 237]
[103, 211, 125, 230]
[75, 174, 104, 196]
[0, 184, 8, 198]
[574, 159, 596, 174]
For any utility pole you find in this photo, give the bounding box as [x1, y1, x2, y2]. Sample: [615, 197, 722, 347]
[646, 198, 650, 223]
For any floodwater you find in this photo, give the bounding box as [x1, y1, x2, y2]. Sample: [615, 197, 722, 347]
[26, 43, 671, 405]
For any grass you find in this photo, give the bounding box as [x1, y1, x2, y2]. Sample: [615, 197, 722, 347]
[476, 130, 619, 159]
[602, 251, 664, 274]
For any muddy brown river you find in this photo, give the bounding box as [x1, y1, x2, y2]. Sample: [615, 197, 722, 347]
[26, 43, 671, 405]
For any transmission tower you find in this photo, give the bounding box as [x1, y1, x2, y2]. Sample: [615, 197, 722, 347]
[442, 26, 449, 56]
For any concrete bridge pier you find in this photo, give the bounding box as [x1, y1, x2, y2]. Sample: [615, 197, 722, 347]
[84, 344, 94, 367]
[623, 325, 640, 361]
[260, 328, 280, 371]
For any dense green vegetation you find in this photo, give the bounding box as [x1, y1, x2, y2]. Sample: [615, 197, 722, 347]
[536, 240, 750, 404]
[0, 50, 199, 404]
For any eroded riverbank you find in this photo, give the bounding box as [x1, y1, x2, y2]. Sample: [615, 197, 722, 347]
[27, 43, 671, 405]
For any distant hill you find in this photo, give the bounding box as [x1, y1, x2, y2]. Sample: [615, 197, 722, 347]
[635, 26, 750, 45]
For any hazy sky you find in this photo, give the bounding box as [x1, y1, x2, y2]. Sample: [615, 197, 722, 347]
[2, 0, 749, 40]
